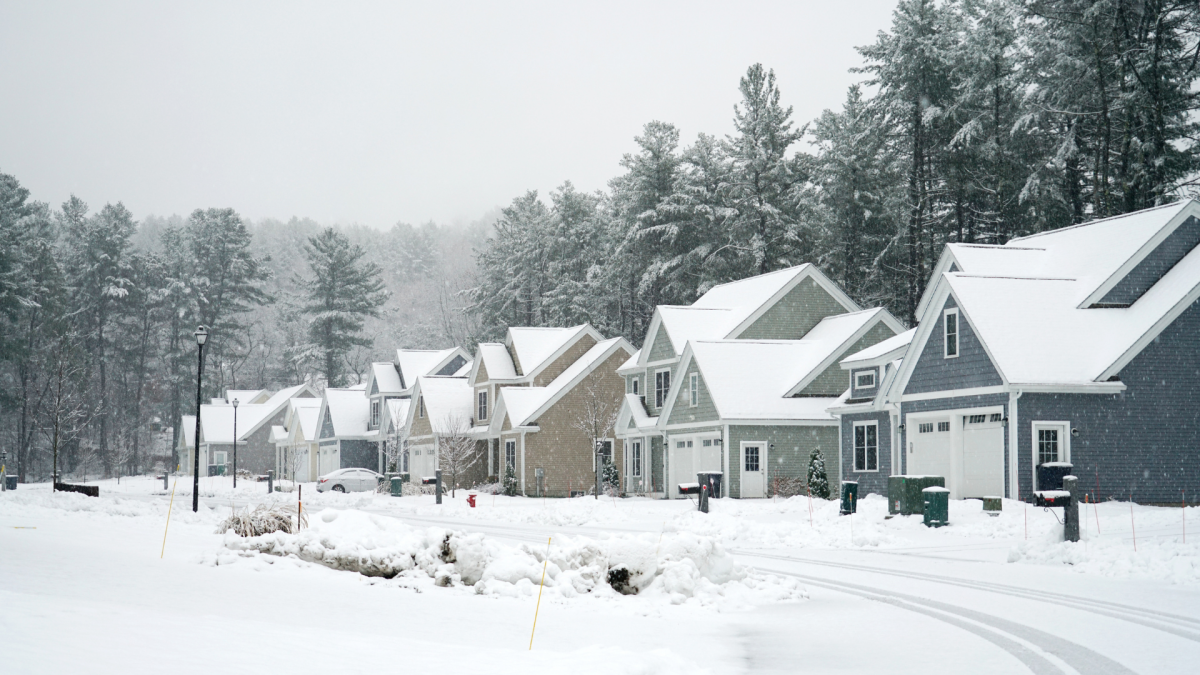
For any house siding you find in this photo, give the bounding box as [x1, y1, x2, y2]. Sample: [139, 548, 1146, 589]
[737, 276, 849, 339]
[534, 334, 598, 386]
[905, 296, 1003, 395]
[839, 411, 892, 496]
[1101, 215, 1200, 305]
[647, 326, 676, 363]
[726, 424, 838, 499]
[1016, 299, 1200, 503]
[802, 321, 897, 396]
[339, 439, 376, 470]
[666, 362, 719, 426]
[850, 367, 881, 399]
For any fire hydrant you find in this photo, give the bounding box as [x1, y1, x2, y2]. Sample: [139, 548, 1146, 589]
[466, 493, 477, 508]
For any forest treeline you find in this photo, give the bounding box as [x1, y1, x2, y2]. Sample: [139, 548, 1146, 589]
[471, 0, 1200, 341]
[2, 0, 1198, 482]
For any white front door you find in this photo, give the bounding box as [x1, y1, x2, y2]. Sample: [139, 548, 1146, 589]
[740, 442, 766, 498]
[961, 414, 1004, 498]
[908, 417, 952, 480]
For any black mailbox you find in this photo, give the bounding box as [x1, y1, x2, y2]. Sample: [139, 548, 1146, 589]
[1034, 490, 1072, 508]
[677, 482, 701, 495]
[421, 476, 438, 485]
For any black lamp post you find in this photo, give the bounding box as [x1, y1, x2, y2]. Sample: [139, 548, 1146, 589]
[232, 398, 239, 488]
[192, 325, 208, 512]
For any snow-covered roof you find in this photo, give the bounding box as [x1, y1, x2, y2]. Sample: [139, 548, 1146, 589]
[270, 425, 287, 443]
[414, 376, 474, 434]
[179, 415, 197, 449]
[369, 362, 404, 395]
[684, 340, 844, 421]
[693, 264, 813, 311]
[476, 343, 518, 380]
[396, 348, 468, 386]
[451, 360, 472, 377]
[907, 200, 1200, 387]
[657, 306, 738, 352]
[224, 389, 269, 404]
[285, 397, 322, 443]
[841, 328, 916, 368]
[321, 388, 371, 438]
[495, 337, 635, 429]
[386, 398, 411, 434]
[622, 393, 658, 429]
[506, 325, 594, 375]
[617, 348, 641, 373]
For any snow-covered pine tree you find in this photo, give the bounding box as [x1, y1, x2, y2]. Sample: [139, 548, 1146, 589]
[502, 463, 518, 496]
[807, 447, 830, 499]
[300, 228, 388, 387]
[602, 461, 619, 491]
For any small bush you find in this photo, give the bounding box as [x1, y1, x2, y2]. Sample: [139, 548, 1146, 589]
[220, 503, 306, 537]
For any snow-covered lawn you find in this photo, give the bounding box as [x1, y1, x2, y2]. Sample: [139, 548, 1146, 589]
[4, 476, 1200, 674]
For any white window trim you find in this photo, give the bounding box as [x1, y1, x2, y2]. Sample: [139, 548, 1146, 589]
[654, 368, 671, 409]
[370, 400, 380, 428]
[853, 421, 880, 472]
[631, 376, 640, 396]
[943, 308, 960, 359]
[1032, 420, 1071, 470]
[592, 437, 615, 471]
[740, 441, 765, 474]
[477, 390, 488, 421]
[630, 440, 642, 477]
[855, 370, 876, 389]
[688, 372, 698, 407]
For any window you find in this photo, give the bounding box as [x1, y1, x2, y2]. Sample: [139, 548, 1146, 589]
[855, 371, 876, 389]
[477, 390, 488, 421]
[676, 440, 685, 448]
[689, 372, 699, 407]
[655, 369, 671, 408]
[631, 441, 642, 477]
[854, 422, 878, 472]
[504, 440, 516, 470]
[744, 446, 760, 472]
[370, 400, 380, 428]
[1038, 428, 1059, 464]
[989, 413, 1003, 423]
[937, 421, 950, 432]
[702, 439, 712, 447]
[919, 423, 934, 434]
[593, 439, 613, 470]
[418, 397, 425, 418]
[631, 377, 639, 396]
[944, 309, 959, 358]
[967, 414, 987, 424]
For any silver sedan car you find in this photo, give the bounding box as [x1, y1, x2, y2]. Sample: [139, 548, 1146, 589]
[316, 468, 381, 493]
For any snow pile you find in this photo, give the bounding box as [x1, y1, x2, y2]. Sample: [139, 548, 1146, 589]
[221, 508, 805, 608]
[1007, 536, 1200, 585]
[0, 487, 215, 524]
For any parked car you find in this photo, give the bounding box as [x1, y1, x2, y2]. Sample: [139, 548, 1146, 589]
[316, 468, 381, 493]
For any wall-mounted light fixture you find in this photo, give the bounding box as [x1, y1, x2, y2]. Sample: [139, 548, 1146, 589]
[1071, 428, 1080, 437]
[1001, 416, 1009, 427]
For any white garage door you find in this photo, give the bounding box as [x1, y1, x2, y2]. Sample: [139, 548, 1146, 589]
[961, 414, 1004, 498]
[668, 435, 722, 498]
[908, 417, 951, 479]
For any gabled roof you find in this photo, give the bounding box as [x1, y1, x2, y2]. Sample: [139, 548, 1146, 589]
[898, 200, 1200, 391]
[841, 328, 916, 369]
[179, 415, 197, 449]
[368, 362, 404, 395]
[395, 347, 470, 388]
[319, 388, 371, 439]
[781, 308, 904, 396]
[282, 397, 322, 443]
[506, 324, 603, 377]
[224, 389, 270, 404]
[615, 393, 659, 435]
[409, 376, 473, 435]
[471, 343, 519, 383]
[386, 398, 411, 435]
[617, 348, 641, 373]
[197, 383, 318, 444]
[490, 337, 635, 431]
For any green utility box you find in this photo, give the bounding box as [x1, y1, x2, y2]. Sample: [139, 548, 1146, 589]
[889, 475, 946, 515]
[982, 496, 1002, 516]
[390, 476, 404, 497]
[923, 486, 950, 527]
[840, 481, 858, 515]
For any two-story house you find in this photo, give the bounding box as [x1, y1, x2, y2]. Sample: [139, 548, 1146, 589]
[615, 264, 903, 498]
[403, 374, 482, 483]
[183, 383, 318, 477]
[831, 200, 1200, 504]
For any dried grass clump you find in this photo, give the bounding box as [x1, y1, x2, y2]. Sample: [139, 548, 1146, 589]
[220, 503, 307, 537]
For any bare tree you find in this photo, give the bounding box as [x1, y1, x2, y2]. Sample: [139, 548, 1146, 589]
[437, 413, 480, 497]
[40, 333, 94, 487]
[571, 371, 619, 499]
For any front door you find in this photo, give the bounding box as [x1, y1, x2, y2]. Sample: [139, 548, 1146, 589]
[961, 414, 1004, 498]
[740, 443, 765, 498]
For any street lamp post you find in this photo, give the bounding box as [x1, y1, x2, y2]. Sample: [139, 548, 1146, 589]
[232, 398, 239, 488]
[192, 326, 208, 513]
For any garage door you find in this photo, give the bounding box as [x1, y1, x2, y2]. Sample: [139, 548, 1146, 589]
[908, 417, 951, 479]
[961, 414, 1004, 498]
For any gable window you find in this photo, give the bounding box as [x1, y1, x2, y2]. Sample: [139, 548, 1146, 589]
[504, 440, 516, 470]
[631, 376, 639, 396]
[689, 373, 699, 407]
[854, 421, 878, 472]
[370, 400, 380, 429]
[477, 390, 488, 421]
[655, 369, 671, 409]
[855, 371, 876, 389]
[418, 397, 425, 419]
[944, 309, 959, 358]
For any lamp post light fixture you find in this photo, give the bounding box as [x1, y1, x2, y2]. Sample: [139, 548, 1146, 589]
[232, 398, 239, 488]
[192, 325, 208, 513]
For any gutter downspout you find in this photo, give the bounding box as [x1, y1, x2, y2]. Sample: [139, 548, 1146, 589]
[1009, 389, 1023, 500]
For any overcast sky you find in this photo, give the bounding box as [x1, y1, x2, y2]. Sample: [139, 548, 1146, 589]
[0, 1, 899, 229]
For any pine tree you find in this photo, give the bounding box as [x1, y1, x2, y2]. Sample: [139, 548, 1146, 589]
[602, 461, 619, 490]
[502, 462, 518, 496]
[807, 447, 830, 499]
[301, 228, 388, 387]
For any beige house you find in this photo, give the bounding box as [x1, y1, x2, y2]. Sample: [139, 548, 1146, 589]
[270, 397, 323, 482]
[402, 375, 485, 485]
[476, 327, 635, 497]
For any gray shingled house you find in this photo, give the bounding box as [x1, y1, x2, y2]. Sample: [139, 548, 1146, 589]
[830, 200, 1200, 504]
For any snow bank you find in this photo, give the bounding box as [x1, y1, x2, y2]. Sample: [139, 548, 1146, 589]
[221, 508, 805, 608]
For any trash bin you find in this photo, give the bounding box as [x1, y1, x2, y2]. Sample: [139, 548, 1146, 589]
[923, 486, 949, 527]
[697, 472, 723, 499]
[390, 476, 404, 497]
[1036, 462, 1073, 491]
[840, 481, 858, 515]
[4, 475, 17, 490]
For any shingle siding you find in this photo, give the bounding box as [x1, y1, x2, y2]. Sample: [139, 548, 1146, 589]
[339, 439, 376, 470]
[905, 296, 1004, 394]
[802, 321, 897, 396]
[1017, 299, 1200, 503]
[850, 367, 881, 399]
[666, 362, 719, 426]
[840, 411, 892, 496]
[726, 424, 838, 498]
[1101, 215, 1200, 305]
[647, 326, 676, 363]
[737, 276, 849, 339]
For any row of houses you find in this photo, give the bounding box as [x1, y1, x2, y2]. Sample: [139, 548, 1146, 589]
[183, 201, 1200, 503]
